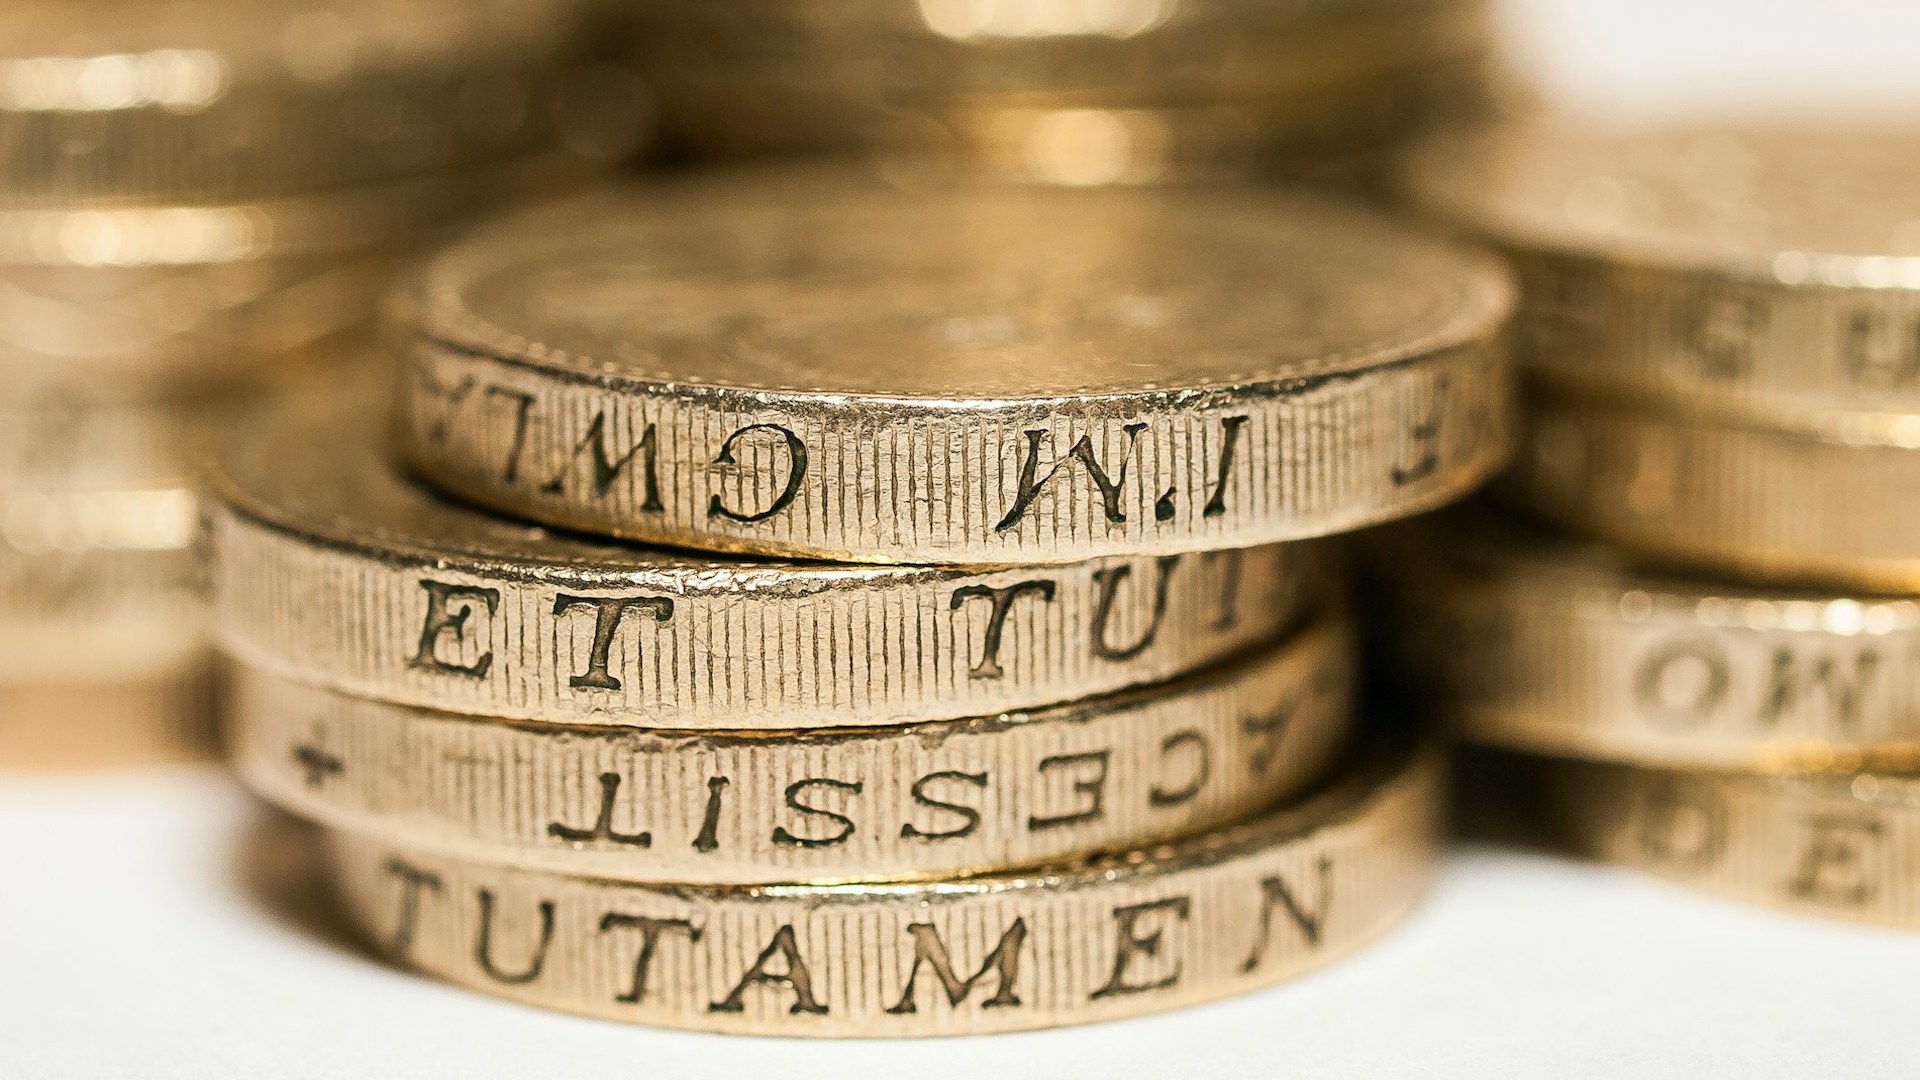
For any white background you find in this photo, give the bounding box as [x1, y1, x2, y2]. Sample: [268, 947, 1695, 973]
[11, 2, 1920, 1076]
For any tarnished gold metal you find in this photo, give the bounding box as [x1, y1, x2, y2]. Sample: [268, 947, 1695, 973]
[1372, 509, 1920, 770]
[1410, 120, 1920, 419]
[325, 731, 1438, 1036]
[1466, 747, 1920, 930]
[626, 0, 1492, 163]
[230, 611, 1353, 884]
[0, 0, 587, 204]
[1507, 382, 1920, 591]
[397, 176, 1514, 564]
[208, 402, 1324, 728]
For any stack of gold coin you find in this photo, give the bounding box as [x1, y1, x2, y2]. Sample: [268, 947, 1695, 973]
[617, 0, 1502, 186]
[208, 173, 1515, 1032]
[0, 0, 638, 767]
[1378, 119, 1920, 929]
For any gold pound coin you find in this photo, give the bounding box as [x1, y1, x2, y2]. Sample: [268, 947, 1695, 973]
[1465, 747, 1920, 930]
[922, 103, 1298, 188]
[0, 253, 391, 397]
[0, 539, 201, 683]
[920, 49, 1494, 190]
[1508, 382, 1920, 591]
[1410, 120, 1920, 419]
[0, 490, 210, 771]
[230, 610, 1353, 885]
[0, 155, 590, 395]
[325, 730, 1437, 1036]
[396, 175, 1514, 564]
[626, 0, 1492, 163]
[0, 390, 208, 686]
[210, 401, 1325, 728]
[1372, 509, 1920, 770]
[0, 386, 234, 493]
[0, 0, 587, 205]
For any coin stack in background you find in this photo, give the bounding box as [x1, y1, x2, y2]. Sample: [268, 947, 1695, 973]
[1375, 120, 1920, 929]
[0, 0, 645, 767]
[206, 173, 1515, 1033]
[617, 0, 1504, 187]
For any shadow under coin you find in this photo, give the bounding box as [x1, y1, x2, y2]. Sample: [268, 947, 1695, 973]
[229, 801, 380, 964]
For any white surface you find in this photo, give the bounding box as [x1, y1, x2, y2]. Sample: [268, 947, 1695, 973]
[16, 2, 1920, 1076]
[1501, 0, 1920, 120]
[7, 769, 1920, 1079]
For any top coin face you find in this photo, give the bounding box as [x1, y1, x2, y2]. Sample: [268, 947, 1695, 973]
[1410, 121, 1920, 416]
[398, 175, 1513, 563]
[0, 0, 583, 205]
